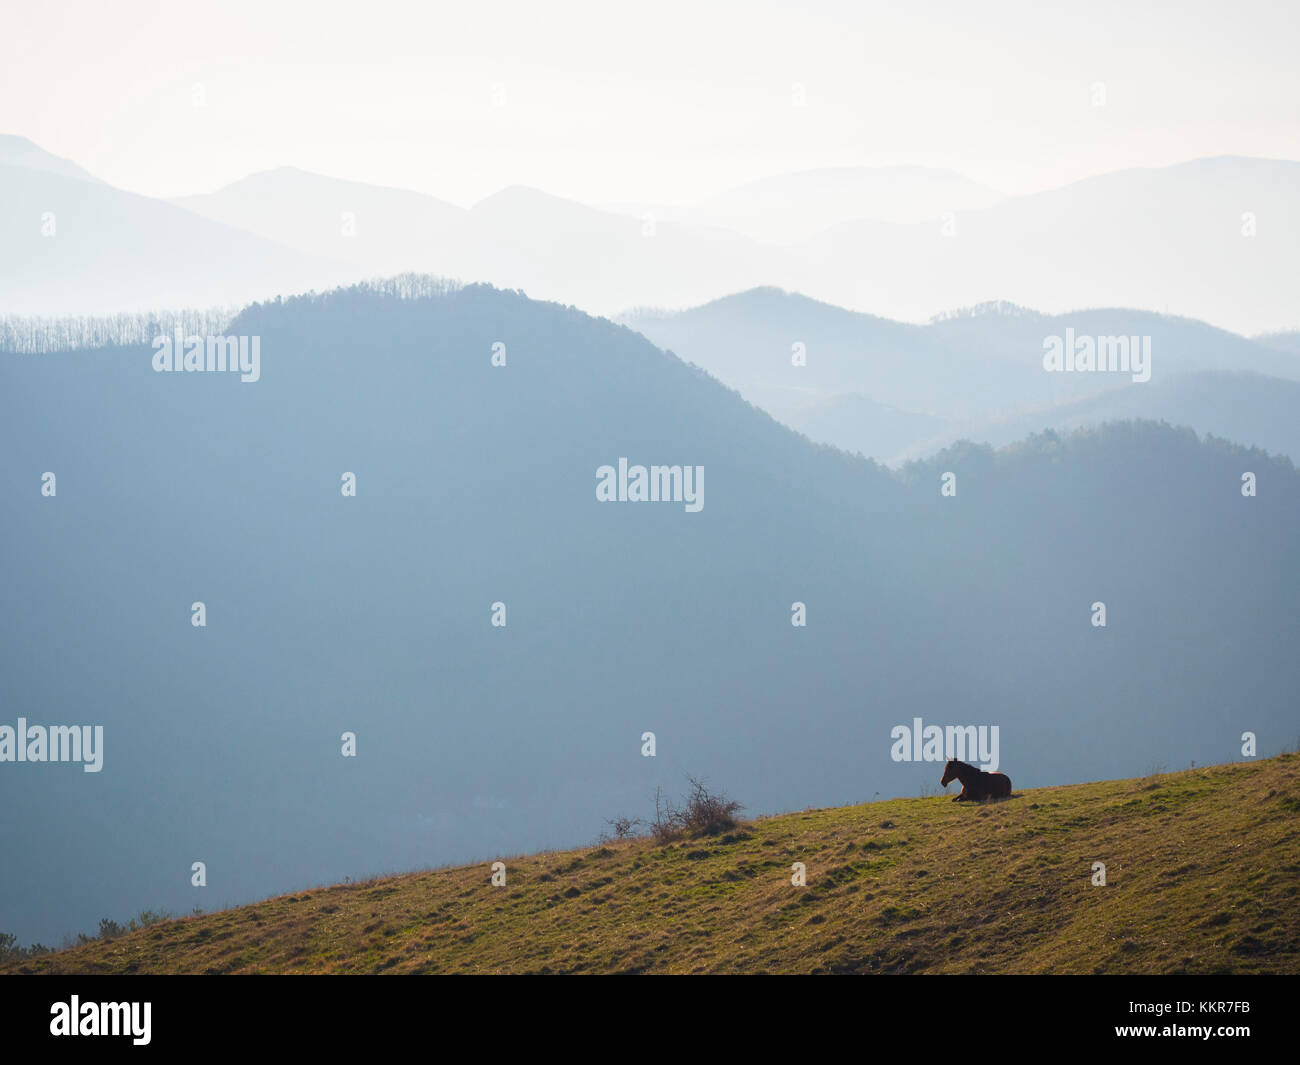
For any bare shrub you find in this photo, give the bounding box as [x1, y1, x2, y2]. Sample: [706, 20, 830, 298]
[601, 816, 644, 842]
[650, 778, 742, 844]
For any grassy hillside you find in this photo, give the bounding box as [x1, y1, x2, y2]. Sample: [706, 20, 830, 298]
[7, 755, 1298, 975]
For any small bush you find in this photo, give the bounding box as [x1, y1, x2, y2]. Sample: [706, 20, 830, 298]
[651, 786, 684, 843]
[0, 932, 52, 961]
[602, 816, 643, 842]
[134, 909, 171, 929]
[681, 777, 743, 835]
[99, 918, 126, 939]
[69, 909, 175, 946]
[651, 778, 743, 843]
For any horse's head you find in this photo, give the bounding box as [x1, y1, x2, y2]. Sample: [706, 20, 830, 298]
[940, 758, 959, 787]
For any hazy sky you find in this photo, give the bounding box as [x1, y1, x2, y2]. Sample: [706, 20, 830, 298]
[3, 0, 1298, 205]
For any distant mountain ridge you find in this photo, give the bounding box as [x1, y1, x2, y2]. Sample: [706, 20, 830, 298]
[0, 134, 99, 182]
[3, 136, 1297, 332]
[627, 287, 1300, 464]
[172, 168, 465, 274]
[607, 165, 1006, 243]
[0, 149, 352, 315]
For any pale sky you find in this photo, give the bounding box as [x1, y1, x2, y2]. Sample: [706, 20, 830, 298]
[3, 0, 1298, 206]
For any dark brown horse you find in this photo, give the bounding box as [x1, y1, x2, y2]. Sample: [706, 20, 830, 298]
[940, 758, 1012, 801]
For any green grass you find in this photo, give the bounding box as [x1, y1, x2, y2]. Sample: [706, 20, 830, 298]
[7, 755, 1299, 974]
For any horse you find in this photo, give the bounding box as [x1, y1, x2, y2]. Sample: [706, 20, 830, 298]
[940, 758, 1012, 801]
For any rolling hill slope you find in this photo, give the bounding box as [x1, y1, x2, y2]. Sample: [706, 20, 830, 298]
[7, 755, 1297, 974]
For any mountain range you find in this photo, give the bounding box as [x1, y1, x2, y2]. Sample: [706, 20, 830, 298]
[2, 279, 1296, 946]
[3, 136, 1297, 333]
[627, 288, 1300, 465]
